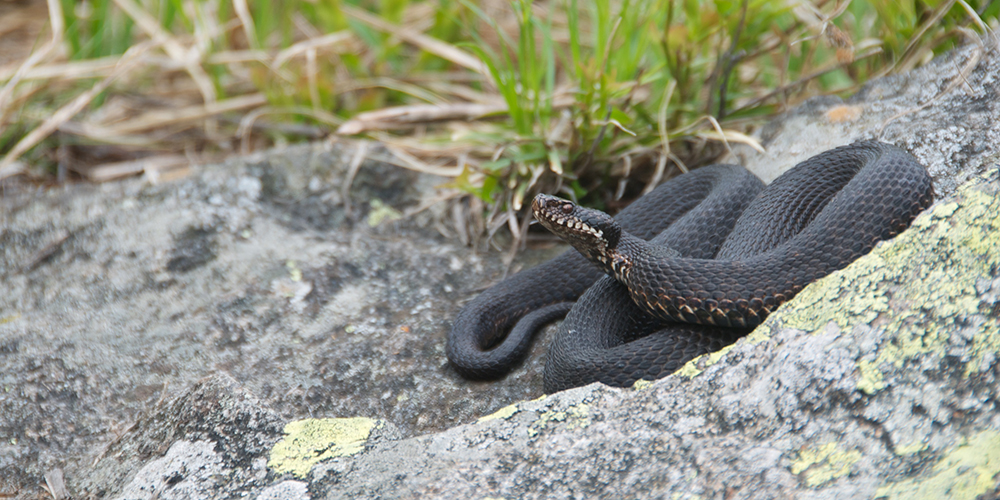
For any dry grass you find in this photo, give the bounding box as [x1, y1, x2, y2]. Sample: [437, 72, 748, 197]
[0, 0, 995, 246]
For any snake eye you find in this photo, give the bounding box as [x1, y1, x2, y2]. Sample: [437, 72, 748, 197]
[561, 203, 574, 214]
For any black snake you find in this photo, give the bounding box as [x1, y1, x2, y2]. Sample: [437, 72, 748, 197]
[448, 142, 934, 392]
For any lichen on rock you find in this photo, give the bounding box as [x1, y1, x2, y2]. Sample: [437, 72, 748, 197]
[268, 417, 378, 478]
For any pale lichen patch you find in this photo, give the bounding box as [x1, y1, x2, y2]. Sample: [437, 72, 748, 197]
[670, 493, 705, 500]
[854, 183, 1000, 393]
[631, 379, 653, 391]
[527, 404, 591, 438]
[677, 174, 1000, 385]
[875, 431, 1000, 500]
[778, 253, 891, 333]
[776, 176, 1000, 394]
[367, 199, 402, 227]
[479, 403, 519, 423]
[790, 441, 863, 487]
[966, 319, 1000, 378]
[675, 343, 737, 379]
[268, 417, 377, 478]
[893, 440, 928, 456]
[929, 200, 959, 219]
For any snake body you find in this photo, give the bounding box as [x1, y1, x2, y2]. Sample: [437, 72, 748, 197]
[534, 141, 934, 391]
[447, 163, 764, 378]
[543, 277, 750, 391]
[450, 142, 934, 392]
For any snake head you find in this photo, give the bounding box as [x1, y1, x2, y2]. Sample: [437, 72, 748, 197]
[532, 194, 621, 269]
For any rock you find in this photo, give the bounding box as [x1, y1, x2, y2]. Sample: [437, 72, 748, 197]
[80, 373, 284, 499]
[1, 36, 998, 500]
[302, 159, 1000, 500]
[0, 138, 555, 497]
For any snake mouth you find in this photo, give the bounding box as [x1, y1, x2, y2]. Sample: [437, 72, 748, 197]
[531, 194, 623, 270]
[532, 194, 606, 240]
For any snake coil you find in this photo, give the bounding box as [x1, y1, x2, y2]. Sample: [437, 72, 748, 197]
[450, 141, 934, 392]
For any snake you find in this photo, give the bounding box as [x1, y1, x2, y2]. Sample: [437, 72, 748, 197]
[449, 141, 934, 392]
[447, 162, 765, 379]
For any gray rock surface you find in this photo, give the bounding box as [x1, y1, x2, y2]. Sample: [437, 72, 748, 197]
[1, 37, 999, 499]
[0, 139, 557, 497]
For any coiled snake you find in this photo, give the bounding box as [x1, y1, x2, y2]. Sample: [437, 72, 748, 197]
[448, 142, 934, 392]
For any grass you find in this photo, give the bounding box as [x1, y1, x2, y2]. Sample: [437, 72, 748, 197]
[0, 0, 997, 244]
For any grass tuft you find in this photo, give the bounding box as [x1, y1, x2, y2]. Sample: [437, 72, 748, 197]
[1, 0, 997, 245]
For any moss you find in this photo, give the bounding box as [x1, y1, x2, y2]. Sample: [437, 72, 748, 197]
[791, 442, 863, 487]
[875, 431, 1000, 500]
[268, 417, 377, 478]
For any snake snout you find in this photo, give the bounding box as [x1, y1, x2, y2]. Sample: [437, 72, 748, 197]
[532, 193, 623, 266]
[531, 194, 575, 220]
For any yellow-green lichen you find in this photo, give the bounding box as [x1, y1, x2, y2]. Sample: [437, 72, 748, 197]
[268, 417, 377, 478]
[791, 442, 863, 487]
[893, 441, 928, 456]
[667, 175, 1000, 386]
[675, 344, 737, 379]
[742, 321, 778, 345]
[632, 379, 653, 391]
[367, 199, 402, 227]
[774, 177, 1000, 394]
[875, 431, 1000, 500]
[285, 260, 302, 282]
[966, 320, 1000, 378]
[778, 253, 892, 333]
[479, 403, 519, 423]
[929, 200, 959, 219]
[527, 404, 590, 437]
[855, 359, 886, 395]
[670, 493, 704, 500]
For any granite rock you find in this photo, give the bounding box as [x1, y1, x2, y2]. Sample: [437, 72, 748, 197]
[1, 37, 999, 500]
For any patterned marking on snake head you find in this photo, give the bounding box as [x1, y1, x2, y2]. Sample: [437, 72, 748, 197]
[532, 194, 623, 268]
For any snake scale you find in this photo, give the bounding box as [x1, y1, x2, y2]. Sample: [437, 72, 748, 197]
[448, 141, 934, 392]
